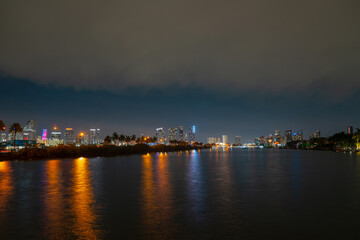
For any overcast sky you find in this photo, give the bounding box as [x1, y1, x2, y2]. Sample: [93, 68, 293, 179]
[1, 0, 360, 142]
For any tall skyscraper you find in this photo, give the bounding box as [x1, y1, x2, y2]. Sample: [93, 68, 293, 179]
[347, 126, 353, 135]
[188, 126, 195, 143]
[51, 125, 61, 140]
[275, 130, 281, 136]
[222, 135, 228, 144]
[168, 128, 177, 141]
[96, 129, 101, 144]
[42, 129, 48, 140]
[89, 129, 96, 145]
[156, 128, 166, 143]
[235, 136, 241, 145]
[64, 128, 75, 144]
[23, 120, 36, 140]
[178, 126, 184, 141]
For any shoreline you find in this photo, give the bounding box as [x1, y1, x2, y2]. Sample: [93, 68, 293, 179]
[0, 144, 210, 161]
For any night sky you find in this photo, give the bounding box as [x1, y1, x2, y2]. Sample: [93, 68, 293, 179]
[1, 0, 360, 142]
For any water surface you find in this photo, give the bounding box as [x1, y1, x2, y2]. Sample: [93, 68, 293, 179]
[1, 149, 360, 239]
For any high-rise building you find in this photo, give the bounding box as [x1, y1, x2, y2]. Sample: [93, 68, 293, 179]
[51, 125, 61, 140]
[156, 128, 166, 144]
[42, 129, 48, 140]
[275, 130, 281, 136]
[347, 126, 353, 135]
[64, 128, 75, 144]
[23, 120, 36, 140]
[96, 129, 101, 144]
[207, 137, 217, 144]
[188, 126, 195, 143]
[0, 133, 7, 142]
[89, 129, 96, 145]
[222, 135, 228, 144]
[168, 128, 177, 141]
[309, 130, 321, 139]
[285, 130, 292, 142]
[235, 136, 241, 145]
[178, 126, 184, 141]
[293, 130, 303, 141]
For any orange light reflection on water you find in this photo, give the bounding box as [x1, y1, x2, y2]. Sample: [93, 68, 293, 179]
[141, 153, 176, 239]
[43, 160, 65, 239]
[72, 157, 102, 239]
[0, 161, 13, 225]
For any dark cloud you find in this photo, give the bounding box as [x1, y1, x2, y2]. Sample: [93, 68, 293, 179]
[0, 0, 359, 94]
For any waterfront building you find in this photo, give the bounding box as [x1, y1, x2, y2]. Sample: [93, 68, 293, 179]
[178, 126, 184, 141]
[285, 130, 292, 142]
[64, 128, 75, 144]
[23, 120, 36, 140]
[168, 128, 177, 141]
[310, 130, 321, 139]
[188, 126, 196, 143]
[51, 125, 61, 140]
[156, 128, 166, 144]
[347, 126, 353, 135]
[89, 129, 96, 145]
[222, 135, 228, 144]
[41, 129, 48, 140]
[292, 130, 303, 141]
[96, 129, 101, 144]
[207, 137, 217, 144]
[235, 136, 241, 145]
[0, 133, 7, 142]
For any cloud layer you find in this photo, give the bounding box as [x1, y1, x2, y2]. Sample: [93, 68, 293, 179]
[1, 0, 359, 94]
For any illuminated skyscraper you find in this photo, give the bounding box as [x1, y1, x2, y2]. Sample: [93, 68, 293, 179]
[42, 129, 48, 140]
[235, 136, 241, 145]
[285, 130, 292, 142]
[178, 126, 184, 141]
[168, 128, 177, 141]
[23, 120, 36, 140]
[89, 129, 96, 145]
[222, 135, 228, 144]
[347, 126, 353, 135]
[96, 129, 101, 144]
[188, 126, 195, 143]
[64, 128, 74, 144]
[0, 133, 7, 142]
[207, 137, 217, 144]
[51, 125, 61, 140]
[156, 128, 166, 144]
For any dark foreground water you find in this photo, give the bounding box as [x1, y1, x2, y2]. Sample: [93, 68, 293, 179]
[1, 149, 360, 239]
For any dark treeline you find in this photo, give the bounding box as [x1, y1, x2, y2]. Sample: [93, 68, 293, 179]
[286, 130, 360, 151]
[0, 144, 209, 161]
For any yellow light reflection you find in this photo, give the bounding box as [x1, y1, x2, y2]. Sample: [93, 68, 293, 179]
[141, 152, 175, 239]
[72, 157, 102, 239]
[0, 161, 13, 225]
[43, 160, 65, 239]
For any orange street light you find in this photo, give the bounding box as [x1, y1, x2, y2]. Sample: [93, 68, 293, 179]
[80, 132, 84, 137]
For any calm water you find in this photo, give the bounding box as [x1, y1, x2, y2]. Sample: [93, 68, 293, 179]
[1, 149, 360, 239]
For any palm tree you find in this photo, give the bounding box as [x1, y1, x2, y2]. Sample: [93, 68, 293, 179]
[104, 135, 112, 144]
[125, 135, 131, 144]
[112, 132, 119, 145]
[9, 123, 23, 150]
[119, 134, 125, 144]
[131, 134, 136, 142]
